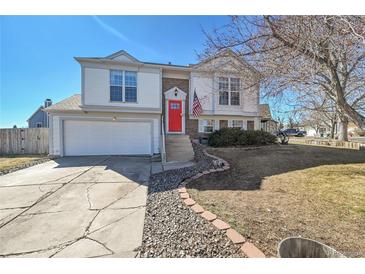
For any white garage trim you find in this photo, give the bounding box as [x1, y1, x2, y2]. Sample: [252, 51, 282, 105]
[59, 117, 154, 156]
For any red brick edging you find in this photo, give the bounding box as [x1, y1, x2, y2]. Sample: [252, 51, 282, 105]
[178, 149, 266, 258]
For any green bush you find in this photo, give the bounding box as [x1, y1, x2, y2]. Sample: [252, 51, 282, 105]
[208, 127, 277, 147]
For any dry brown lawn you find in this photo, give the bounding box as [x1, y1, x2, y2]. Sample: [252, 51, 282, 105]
[188, 145, 365, 257]
[0, 155, 45, 172]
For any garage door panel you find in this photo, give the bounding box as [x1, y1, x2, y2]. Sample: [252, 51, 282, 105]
[63, 120, 152, 156]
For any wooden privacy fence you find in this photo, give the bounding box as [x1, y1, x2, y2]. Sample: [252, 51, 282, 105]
[0, 128, 49, 154]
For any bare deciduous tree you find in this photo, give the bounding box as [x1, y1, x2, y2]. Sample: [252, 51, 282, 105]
[201, 15, 365, 140]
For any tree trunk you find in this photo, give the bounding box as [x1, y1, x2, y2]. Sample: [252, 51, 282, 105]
[338, 116, 348, 141]
[330, 122, 336, 139]
[329, 118, 337, 139]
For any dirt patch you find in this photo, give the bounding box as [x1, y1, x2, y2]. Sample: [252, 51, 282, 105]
[188, 145, 365, 257]
[0, 155, 48, 173]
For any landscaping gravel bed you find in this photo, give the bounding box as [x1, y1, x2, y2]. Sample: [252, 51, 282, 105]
[139, 143, 243, 258]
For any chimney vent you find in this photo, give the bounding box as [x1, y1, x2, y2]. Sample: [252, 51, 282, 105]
[44, 99, 52, 108]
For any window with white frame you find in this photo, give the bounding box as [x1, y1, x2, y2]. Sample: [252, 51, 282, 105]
[218, 77, 241, 106]
[110, 70, 123, 101]
[110, 70, 137, 102]
[218, 77, 229, 105]
[125, 71, 137, 102]
[230, 120, 243, 128]
[230, 78, 240, 105]
[199, 119, 216, 133]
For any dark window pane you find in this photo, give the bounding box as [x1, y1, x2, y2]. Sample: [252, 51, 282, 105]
[125, 86, 137, 102]
[110, 86, 123, 101]
[230, 78, 240, 91]
[219, 91, 229, 105]
[219, 77, 229, 90]
[231, 91, 240, 105]
[110, 70, 123, 86]
[125, 71, 137, 86]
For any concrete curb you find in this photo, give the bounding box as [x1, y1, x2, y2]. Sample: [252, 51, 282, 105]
[178, 148, 266, 258]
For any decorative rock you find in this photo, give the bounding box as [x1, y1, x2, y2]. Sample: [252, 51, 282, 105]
[180, 193, 189, 199]
[202, 170, 210, 175]
[191, 204, 204, 213]
[140, 142, 242, 258]
[212, 219, 230, 230]
[226, 229, 246, 244]
[241, 242, 266, 258]
[183, 198, 196, 206]
[178, 187, 187, 193]
[201, 211, 217, 221]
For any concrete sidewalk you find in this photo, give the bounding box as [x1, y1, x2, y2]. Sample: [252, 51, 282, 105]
[0, 156, 151, 258]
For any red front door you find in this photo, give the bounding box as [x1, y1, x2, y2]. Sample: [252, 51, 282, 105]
[168, 100, 182, 132]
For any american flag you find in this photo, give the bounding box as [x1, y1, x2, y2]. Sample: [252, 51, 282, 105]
[192, 89, 203, 117]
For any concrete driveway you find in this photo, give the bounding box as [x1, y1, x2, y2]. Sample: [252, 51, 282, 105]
[0, 156, 151, 258]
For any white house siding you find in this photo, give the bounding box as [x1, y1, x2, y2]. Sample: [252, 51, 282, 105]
[83, 64, 161, 109]
[190, 72, 214, 114]
[49, 112, 160, 156]
[190, 71, 259, 117]
[51, 115, 61, 156]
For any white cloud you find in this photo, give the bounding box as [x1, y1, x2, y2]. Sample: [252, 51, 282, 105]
[92, 16, 129, 42]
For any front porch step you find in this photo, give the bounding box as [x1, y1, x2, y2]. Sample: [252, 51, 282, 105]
[165, 135, 194, 162]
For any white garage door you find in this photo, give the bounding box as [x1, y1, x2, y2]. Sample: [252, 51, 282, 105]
[63, 120, 152, 156]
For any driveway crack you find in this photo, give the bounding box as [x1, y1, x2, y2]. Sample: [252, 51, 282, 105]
[85, 237, 114, 255]
[0, 156, 111, 230]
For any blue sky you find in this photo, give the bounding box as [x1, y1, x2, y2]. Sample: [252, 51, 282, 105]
[0, 16, 231, 128]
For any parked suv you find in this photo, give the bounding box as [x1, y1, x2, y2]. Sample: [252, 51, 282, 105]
[284, 129, 306, 137]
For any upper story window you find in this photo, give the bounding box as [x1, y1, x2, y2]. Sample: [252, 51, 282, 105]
[218, 77, 241, 106]
[230, 78, 240, 105]
[218, 77, 229, 105]
[125, 71, 137, 102]
[110, 70, 137, 102]
[110, 70, 123, 101]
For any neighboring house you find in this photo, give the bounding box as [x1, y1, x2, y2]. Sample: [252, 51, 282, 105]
[348, 122, 365, 137]
[259, 104, 277, 133]
[299, 123, 338, 137]
[45, 50, 270, 157]
[27, 99, 52, 128]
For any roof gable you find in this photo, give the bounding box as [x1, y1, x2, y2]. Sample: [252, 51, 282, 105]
[44, 94, 81, 112]
[259, 104, 273, 120]
[105, 50, 141, 63]
[194, 50, 259, 76]
[27, 106, 44, 122]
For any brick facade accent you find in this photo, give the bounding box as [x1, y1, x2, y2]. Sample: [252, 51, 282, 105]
[219, 120, 228, 129]
[162, 78, 199, 138]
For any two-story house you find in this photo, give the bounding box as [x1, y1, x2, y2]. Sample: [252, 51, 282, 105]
[45, 50, 264, 157]
[27, 99, 52, 128]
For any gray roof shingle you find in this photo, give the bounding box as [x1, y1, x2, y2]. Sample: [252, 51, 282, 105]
[44, 94, 81, 112]
[259, 104, 272, 120]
